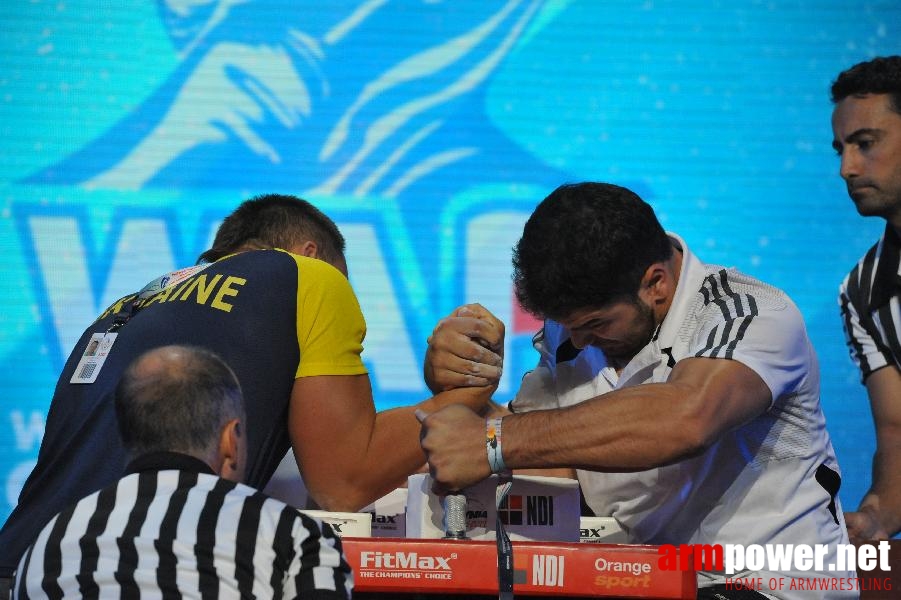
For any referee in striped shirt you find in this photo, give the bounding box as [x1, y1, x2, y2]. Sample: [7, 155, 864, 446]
[13, 345, 352, 599]
[832, 55, 901, 544]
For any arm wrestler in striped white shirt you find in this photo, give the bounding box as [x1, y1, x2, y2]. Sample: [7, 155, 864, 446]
[14, 345, 352, 599]
[420, 182, 853, 600]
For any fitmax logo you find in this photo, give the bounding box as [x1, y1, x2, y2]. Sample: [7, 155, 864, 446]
[359, 551, 456, 570]
[371, 514, 397, 524]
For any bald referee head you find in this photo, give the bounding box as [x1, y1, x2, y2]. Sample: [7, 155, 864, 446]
[114, 345, 248, 483]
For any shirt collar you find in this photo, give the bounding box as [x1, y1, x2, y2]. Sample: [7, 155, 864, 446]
[654, 233, 706, 350]
[870, 223, 901, 310]
[125, 451, 216, 476]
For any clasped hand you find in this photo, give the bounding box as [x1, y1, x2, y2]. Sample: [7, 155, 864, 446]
[416, 405, 492, 494]
[420, 303, 507, 492]
[424, 303, 504, 393]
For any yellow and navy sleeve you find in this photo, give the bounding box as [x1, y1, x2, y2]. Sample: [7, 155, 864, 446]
[290, 254, 368, 378]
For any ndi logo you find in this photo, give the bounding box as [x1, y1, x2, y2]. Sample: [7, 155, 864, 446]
[498, 494, 555, 526]
[526, 495, 555, 526]
[498, 494, 523, 525]
[531, 554, 565, 587]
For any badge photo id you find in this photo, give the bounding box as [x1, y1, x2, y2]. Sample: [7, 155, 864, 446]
[70, 333, 118, 384]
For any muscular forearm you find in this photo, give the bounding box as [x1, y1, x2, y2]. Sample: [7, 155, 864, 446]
[421, 355, 774, 494]
[501, 358, 771, 472]
[312, 387, 494, 512]
[503, 382, 709, 472]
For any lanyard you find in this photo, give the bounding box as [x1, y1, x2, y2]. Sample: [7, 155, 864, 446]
[495, 474, 515, 600]
[108, 263, 211, 333]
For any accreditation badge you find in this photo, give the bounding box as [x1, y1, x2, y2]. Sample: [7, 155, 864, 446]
[69, 332, 118, 384]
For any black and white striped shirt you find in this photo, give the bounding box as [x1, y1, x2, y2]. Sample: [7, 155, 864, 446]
[839, 223, 901, 380]
[14, 453, 352, 599]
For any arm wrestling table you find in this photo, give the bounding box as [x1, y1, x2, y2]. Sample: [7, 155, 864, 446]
[342, 538, 697, 599]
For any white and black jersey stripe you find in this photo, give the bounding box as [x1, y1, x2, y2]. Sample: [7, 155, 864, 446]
[15, 460, 352, 600]
[839, 224, 901, 380]
[696, 269, 759, 360]
[511, 235, 855, 598]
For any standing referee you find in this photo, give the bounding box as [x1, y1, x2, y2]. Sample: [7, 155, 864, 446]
[832, 56, 901, 545]
[13, 345, 352, 599]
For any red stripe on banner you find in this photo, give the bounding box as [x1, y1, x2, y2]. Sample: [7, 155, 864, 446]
[343, 538, 697, 598]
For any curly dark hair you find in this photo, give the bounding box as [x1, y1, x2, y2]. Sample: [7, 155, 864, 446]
[198, 194, 345, 264]
[830, 55, 901, 115]
[512, 182, 673, 320]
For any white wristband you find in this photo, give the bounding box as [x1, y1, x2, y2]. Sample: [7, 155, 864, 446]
[486, 417, 508, 474]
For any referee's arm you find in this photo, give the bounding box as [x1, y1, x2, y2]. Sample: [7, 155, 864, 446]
[846, 365, 901, 544]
